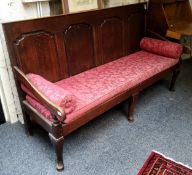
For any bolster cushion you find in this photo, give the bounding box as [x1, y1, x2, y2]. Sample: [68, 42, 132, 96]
[21, 74, 76, 115]
[140, 37, 183, 59]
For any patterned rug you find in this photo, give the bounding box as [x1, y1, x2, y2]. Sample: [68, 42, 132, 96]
[138, 151, 192, 175]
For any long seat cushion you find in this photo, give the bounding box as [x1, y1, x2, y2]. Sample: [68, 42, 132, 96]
[25, 50, 180, 124]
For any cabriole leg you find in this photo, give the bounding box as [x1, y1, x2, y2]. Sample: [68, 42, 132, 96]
[169, 69, 180, 91]
[128, 93, 139, 122]
[49, 133, 64, 171]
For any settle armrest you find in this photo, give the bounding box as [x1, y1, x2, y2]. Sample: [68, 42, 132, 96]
[14, 66, 66, 123]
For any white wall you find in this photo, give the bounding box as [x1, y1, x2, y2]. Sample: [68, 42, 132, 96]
[0, 0, 50, 123]
[0, 1, 50, 22]
[0, 26, 19, 123]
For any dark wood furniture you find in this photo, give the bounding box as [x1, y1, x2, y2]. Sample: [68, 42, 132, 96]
[0, 99, 5, 125]
[3, 2, 180, 171]
[147, 0, 192, 40]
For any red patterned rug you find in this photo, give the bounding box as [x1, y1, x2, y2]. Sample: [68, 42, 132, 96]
[138, 151, 192, 175]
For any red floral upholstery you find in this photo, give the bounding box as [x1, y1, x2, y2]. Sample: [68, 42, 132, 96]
[21, 84, 35, 99]
[23, 74, 76, 114]
[26, 51, 179, 124]
[26, 95, 54, 122]
[140, 37, 183, 59]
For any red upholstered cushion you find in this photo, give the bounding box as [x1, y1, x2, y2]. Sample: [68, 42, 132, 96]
[140, 37, 183, 59]
[26, 51, 179, 124]
[21, 84, 35, 99]
[23, 74, 76, 114]
[26, 95, 54, 122]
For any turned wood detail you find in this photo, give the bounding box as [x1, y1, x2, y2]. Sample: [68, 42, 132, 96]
[49, 133, 64, 171]
[49, 120, 65, 171]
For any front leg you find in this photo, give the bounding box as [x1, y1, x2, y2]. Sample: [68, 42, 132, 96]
[128, 93, 139, 122]
[169, 69, 180, 91]
[49, 133, 64, 171]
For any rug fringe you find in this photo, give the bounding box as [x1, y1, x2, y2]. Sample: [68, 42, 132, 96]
[152, 150, 192, 170]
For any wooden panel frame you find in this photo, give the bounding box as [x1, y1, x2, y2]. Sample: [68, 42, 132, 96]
[100, 17, 124, 63]
[3, 3, 147, 81]
[64, 23, 96, 75]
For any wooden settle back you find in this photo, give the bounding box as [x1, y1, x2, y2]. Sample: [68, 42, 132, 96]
[3, 3, 146, 83]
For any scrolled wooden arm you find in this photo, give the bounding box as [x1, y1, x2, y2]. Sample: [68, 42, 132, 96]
[14, 66, 66, 123]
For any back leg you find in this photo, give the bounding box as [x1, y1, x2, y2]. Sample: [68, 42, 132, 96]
[169, 69, 180, 91]
[23, 112, 33, 136]
[128, 93, 139, 122]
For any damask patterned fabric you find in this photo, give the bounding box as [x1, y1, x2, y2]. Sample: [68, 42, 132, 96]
[26, 95, 54, 122]
[26, 50, 179, 124]
[24, 74, 76, 114]
[21, 84, 35, 99]
[140, 37, 183, 59]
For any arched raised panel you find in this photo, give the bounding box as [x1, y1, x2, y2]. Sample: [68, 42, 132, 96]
[100, 18, 124, 64]
[127, 13, 145, 54]
[64, 24, 96, 76]
[14, 32, 60, 82]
